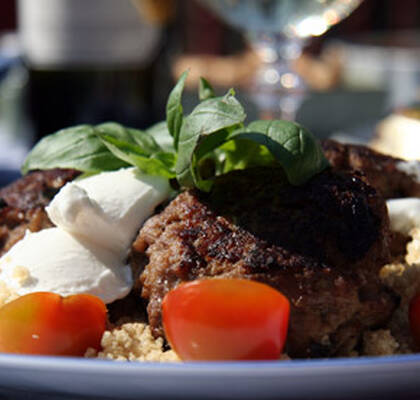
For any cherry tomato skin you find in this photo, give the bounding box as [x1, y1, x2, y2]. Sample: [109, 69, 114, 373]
[409, 293, 420, 347]
[0, 292, 107, 356]
[162, 279, 290, 361]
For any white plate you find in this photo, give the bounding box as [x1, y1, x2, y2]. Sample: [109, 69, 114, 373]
[0, 353, 419, 400]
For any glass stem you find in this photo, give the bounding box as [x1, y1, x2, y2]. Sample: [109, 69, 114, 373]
[248, 32, 307, 121]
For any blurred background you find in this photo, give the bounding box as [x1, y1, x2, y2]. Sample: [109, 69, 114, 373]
[0, 0, 419, 183]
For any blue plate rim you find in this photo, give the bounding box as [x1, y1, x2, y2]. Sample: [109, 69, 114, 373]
[1, 351, 420, 374]
[0, 347, 419, 400]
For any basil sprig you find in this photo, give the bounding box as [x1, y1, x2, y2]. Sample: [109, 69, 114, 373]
[176, 90, 246, 191]
[227, 120, 329, 186]
[97, 123, 176, 179]
[22, 123, 176, 178]
[22, 71, 329, 190]
[22, 124, 129, 174]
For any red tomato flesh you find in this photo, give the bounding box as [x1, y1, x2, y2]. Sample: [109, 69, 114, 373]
[0, 292, 106, 356]
[162, 279, 290, 361]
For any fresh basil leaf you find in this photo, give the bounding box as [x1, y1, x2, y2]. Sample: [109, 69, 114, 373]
[95, 122, 133, 142]
[166, 70, 188, 150]
[145, 121, 175, 153]
[220, 139, 275, 172]
[22, 125, 129, 174]
[96, 122, 161, 154]
[176, 89, 246, 191]
[151, 152, 177, 170]
[228, 120, 329, 185]
[98, 134, 176, 178]
[199, 77, 215, 101]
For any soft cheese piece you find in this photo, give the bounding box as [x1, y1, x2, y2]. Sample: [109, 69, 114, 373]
[387, 198, 420, 235]
[0, 168, 171, 305]
[396, 161, 420, 183]
[46, 168, 170, 256]
[0, 228, 132, 303]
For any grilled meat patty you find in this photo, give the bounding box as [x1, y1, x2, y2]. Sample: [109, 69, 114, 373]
[133, 168, 397, 358]
[0, 169, 79, 256]
[322, 139, 420, 199]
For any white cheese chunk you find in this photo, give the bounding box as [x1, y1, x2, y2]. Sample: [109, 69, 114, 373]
[0, 228, 132, 304]
[46, 168, 170, 256]
[387, 198, 420, 235]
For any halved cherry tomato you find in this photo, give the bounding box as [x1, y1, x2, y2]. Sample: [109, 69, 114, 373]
[0, 292, 106, 356]
[409, 293, 420, 347]
[162, 279, 290, 361]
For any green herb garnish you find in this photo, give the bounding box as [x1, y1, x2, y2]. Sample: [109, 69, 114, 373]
[22, 71, 329, 191]
[166, 70, 188, 151]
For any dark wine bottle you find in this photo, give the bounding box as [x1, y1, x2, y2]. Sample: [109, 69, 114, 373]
[18, 0, 164, 142]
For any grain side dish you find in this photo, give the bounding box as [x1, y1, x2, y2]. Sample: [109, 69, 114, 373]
[0, 73, 420, 361]
[85, 323, 179, 362]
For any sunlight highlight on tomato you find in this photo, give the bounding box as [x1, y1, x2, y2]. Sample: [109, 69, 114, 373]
[162, 278, 290, 361]
[0, 292, 106, 356]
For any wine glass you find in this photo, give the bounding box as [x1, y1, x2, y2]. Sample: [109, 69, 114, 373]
[197, 0, 364, 120]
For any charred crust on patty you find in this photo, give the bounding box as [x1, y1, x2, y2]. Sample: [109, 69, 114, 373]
[134, 167, 397, 358]
[322, 139, 420, 199]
